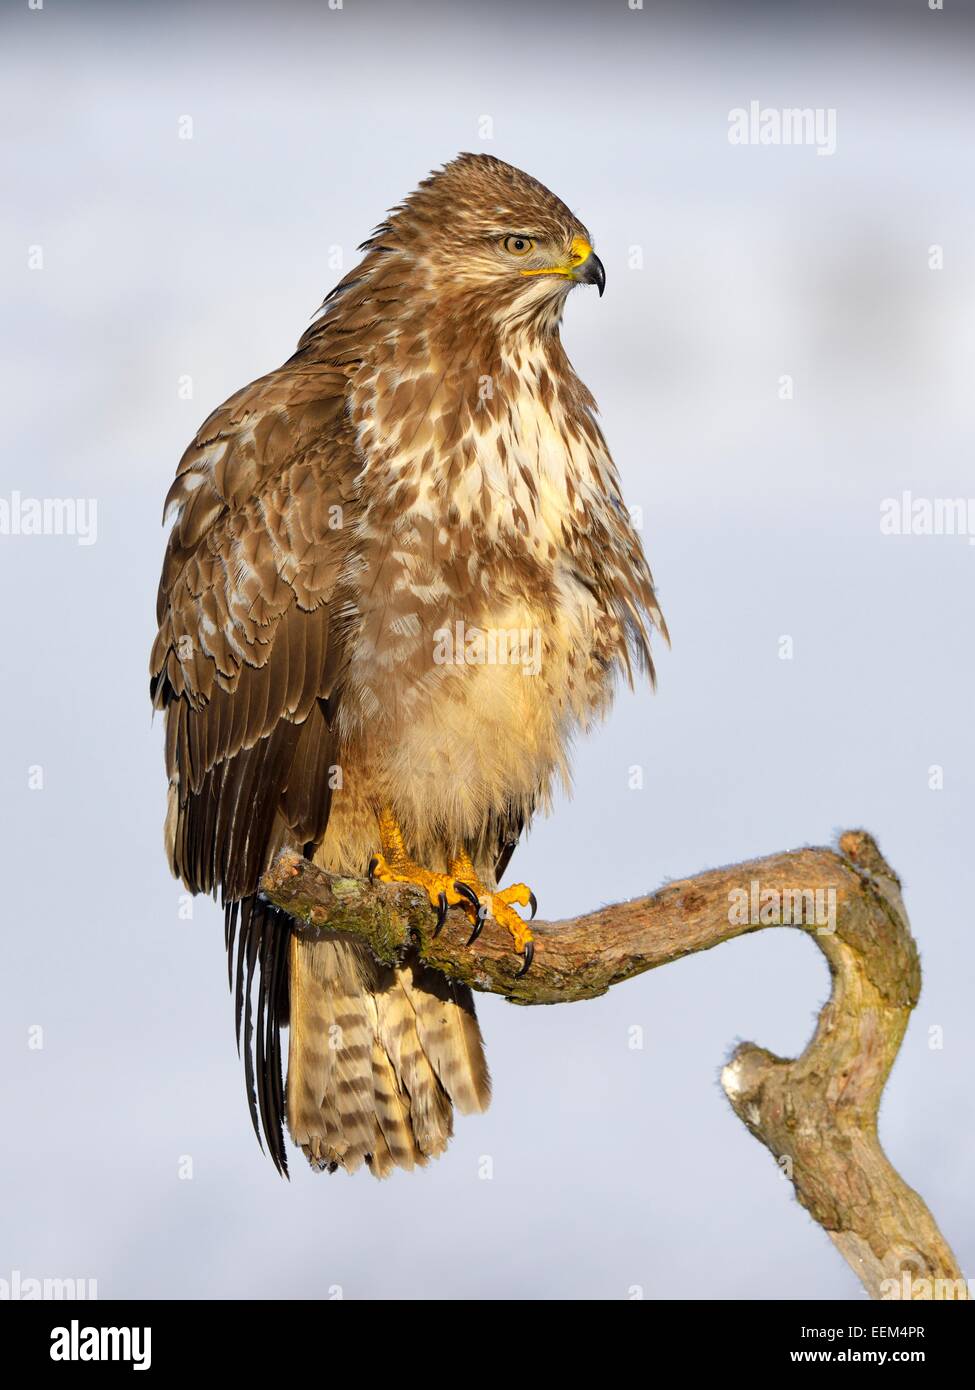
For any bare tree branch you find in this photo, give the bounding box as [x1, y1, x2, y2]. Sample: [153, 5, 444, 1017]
[261, 827, 967, 1301]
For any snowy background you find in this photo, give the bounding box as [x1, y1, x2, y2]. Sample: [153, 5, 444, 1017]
[1, 0, 972, 1299]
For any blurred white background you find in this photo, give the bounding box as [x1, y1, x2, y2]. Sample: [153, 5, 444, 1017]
[1, 0, 972, 1299]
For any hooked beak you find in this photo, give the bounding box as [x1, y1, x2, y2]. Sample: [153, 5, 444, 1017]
[573, 248, 606, 297]
[519, 234, 607, 297]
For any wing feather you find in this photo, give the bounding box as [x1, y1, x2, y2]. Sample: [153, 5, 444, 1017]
[151, 365, 361, 1167]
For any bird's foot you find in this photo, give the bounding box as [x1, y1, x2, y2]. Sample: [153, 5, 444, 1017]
[464, 878, 537, 978]
[441, 849, 536, 976]
[367, 813, 537, 975]
[367, 852, 472, 935]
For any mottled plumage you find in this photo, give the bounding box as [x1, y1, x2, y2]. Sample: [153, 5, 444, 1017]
[151, 154, 665, 1177]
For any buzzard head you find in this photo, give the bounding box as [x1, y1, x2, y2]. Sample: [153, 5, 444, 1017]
[361, 153, 606, 338]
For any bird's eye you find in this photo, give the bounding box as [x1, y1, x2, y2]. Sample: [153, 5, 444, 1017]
[501, 235, 535, 257]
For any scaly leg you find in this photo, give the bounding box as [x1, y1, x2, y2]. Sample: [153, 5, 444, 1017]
[368, 808, 537, 975]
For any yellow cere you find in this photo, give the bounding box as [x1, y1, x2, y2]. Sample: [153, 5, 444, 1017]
[520, 235, 593, 280]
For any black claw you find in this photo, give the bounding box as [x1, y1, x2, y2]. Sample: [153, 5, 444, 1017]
[367, 857, 379, 882]
[467, 906, 488, 946]
[528, 891, 538, 921]
[516, 940, 535, 977]
[434, 891, 448, 936]
[454, 881, 481, 913]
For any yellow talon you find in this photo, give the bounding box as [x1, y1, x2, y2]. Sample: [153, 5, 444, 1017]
[447, 850, 535, 960]
[368, 852, 466, 918]
[484, 894, 534, 955]
[495, 882, 535, 914]
[368, 809, 536, 971]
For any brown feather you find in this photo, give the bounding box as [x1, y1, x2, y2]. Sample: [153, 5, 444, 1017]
[153, 153, 665, 1178]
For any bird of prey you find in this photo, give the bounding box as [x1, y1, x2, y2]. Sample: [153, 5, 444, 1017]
[150, 154, 666, 1177]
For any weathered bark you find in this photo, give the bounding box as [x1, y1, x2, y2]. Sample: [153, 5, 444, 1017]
[261, 828, 967, 1301]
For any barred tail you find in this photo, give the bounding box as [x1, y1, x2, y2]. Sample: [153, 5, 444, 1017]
[286, 935, 490, 1177]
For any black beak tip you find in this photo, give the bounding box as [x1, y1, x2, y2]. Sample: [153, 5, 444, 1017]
[583, 252, 606, 297]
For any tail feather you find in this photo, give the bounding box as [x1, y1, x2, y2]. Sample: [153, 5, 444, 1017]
[287, 936, 489, 1176]
[398, 960, 491, 1117]
[287, 937, 376, 1172]
[374, 970, 454, 1160]
[366, 1029, 424, 1175]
